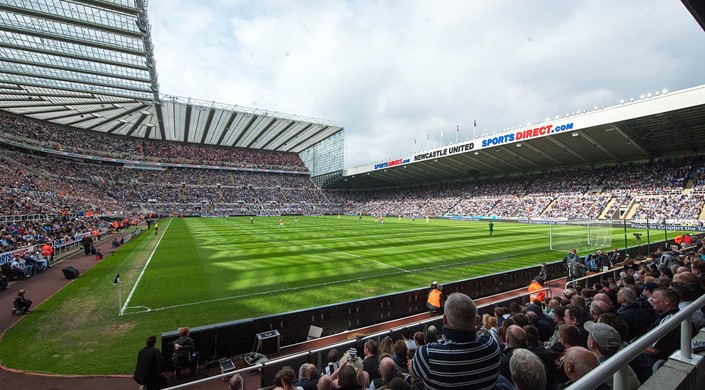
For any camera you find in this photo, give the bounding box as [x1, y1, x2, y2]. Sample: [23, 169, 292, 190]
[633, 233, 642, 238]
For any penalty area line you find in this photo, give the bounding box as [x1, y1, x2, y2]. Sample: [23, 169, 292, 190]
[120, 218, 172, 315]
[121, 269, 404, 315]
[121, 255, 511, 315]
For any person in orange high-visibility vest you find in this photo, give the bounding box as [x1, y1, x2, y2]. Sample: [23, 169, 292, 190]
[41, 242, 54, 262]
[528, 278, 546, 303]
[426, 281, 444, 315]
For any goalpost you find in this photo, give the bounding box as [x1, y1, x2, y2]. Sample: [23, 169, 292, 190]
[548, 220, 612, 252]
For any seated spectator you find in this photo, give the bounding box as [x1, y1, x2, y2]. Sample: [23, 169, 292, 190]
[229, 373, 243, 390]
[294, 364, 319, 390]
[391, 340, 408, 375]
[499, 325, 527, 379]
[362, 340, 380, 382]
[14, 289, 32, 314]
[585, 322, 640, 390]
[369, 356, 400, 390]
[10, 255, 30, 279]
[558, 346, 607, 389]
[508, 348, 546, 390]
[643, 288, 683, 368]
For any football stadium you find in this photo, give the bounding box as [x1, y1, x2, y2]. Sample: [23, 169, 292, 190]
[1, 1, 705, 390]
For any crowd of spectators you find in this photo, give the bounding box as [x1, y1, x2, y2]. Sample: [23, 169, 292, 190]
[254, 245, 705, 390]
[0, 114, 307, 172]
[334, 155, 705, 222]
[3, 112, 705, 223]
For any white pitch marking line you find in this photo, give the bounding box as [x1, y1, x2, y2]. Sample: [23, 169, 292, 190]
[120, 218, 172, 315]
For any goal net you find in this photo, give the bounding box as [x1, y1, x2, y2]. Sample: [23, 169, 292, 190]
[549, 220, 612, 252]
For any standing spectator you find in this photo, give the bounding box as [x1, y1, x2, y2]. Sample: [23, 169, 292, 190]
[41, 241, 54, 262]
[133, 335, 166, 390]
[563, 249, 579, 280]
[80, 234, 93, 255]
[172, 327, 196, 378]
[411, 292, 501, 389]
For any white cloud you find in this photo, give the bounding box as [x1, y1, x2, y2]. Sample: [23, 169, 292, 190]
[148, 0, 705, 168]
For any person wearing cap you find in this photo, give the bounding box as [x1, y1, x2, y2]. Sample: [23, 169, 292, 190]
[585, 322, 640, 390]
[642, 282, 658, 303]
[426, 282, 443, 315]
[14, 289, 32, 314]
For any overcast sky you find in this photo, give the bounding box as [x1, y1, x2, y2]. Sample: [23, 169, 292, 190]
[147, 0, 705, 168]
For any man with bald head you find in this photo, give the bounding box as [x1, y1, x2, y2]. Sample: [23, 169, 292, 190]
[294, 363, 320, 390]
[411, 292, 500, 389]
[370, 356, 398, 390]
[589, 300, 612, 322]
[499, 325, 527, 379]
[560, 346, 608, 389]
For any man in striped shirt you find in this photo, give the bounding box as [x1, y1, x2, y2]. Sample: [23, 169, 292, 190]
[411, 292, 501, 389]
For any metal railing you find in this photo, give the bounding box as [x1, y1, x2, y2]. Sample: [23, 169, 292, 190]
[567, 292, 705, 390]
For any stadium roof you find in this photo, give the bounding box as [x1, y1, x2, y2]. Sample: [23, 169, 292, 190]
[0, 0, 342, 153]
[332, 85, 705, 189]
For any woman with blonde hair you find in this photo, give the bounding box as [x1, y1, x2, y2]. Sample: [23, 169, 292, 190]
[481, 313, 500, 344]
[379, 336, 394, 356]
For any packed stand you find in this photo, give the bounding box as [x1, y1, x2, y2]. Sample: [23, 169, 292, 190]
[0, 114, 307, 172]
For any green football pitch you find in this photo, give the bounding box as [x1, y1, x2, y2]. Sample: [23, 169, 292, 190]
[0, 216, 677, 374]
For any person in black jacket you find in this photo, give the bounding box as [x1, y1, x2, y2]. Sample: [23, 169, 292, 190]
[172, 327, 196, 377]
[134, 335, 166, 390]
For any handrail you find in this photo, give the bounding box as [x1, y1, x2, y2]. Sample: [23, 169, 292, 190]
[564, 267, 622, 290]
[567, 292, 705, 390]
